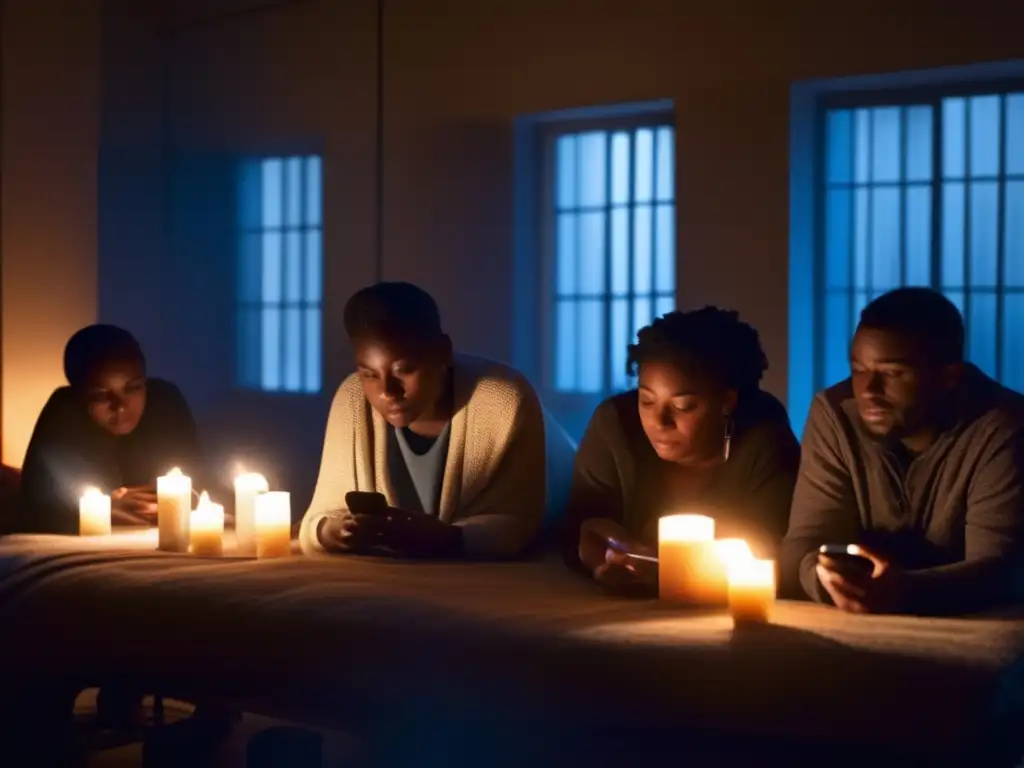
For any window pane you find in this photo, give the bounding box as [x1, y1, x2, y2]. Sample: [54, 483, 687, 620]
[1004, 293, 1024, 392]
[285, 230, 302, 303]
[826, 110, 853, 185]
[238, 232, 261, 303]
[942, 98, 966, 179]
[654, 204, 674, 294]
[555, 135, 576, 209]
[945, 290, 965, 318]
[556, 213, 576, 296]
[655, 127, 674, 201]
[853, 188, 869, 290]
[238, 161, 261, 230]
[284, 307, 302, 392]
[825, 292, 851, 386]
[578, 132, 607, 208]
[852, 290, 869, 327]
[285, 157, 302, 226]
[634, 129, 654, 203]
[871, 107, 902, 183]
[905, 185, 931, 285]
[905, 105, 933, 182]
[261, 159, 283, 228]
[578, 211, 606, 296]
[854, 109, 871, 184]
[870, 187, 900, 293]
[305, 156, 322, 227]
[260, 307, 281, 391]
[577, 299, 604, 393]
[611, 298, 629, 391]
[941, 182, 965, 288]
[825, 188, 852, 289]
[969, 95, 1001, 178]
[655, 295, 674, 317]
[261, 230, 282, 302]
[304, 308, 321, 393]
[969, 182, 999, 288]
[610, 132, 631, 205]
[1005, 181, 1024, 287]
[554, 300, 576, 391]
[610, 208, 629, 295]
[968, 294, 997, 378]
[632, 205, 652, 294]
[304, 229, 322, 303]
[632, 297, 653, 343]
[1007, 94, 1024, 176]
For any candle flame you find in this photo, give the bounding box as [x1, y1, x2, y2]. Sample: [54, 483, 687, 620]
[715, 539, 754, 571]
[167, 467, 182, 477]
[81, 486, 103, 499]
[658, 514, 715, 542]
[234, 472, 268, 490]
[198, 490, 210, 506]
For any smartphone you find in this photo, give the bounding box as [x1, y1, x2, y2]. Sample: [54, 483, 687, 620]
[345, 491, 389, 516]
[606, 536, 659, 564]
[818, 543, 874, 575]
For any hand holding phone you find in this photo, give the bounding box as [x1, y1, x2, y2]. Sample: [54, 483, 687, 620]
[818, 543, 875, 577]
[344, 491, 389, 516]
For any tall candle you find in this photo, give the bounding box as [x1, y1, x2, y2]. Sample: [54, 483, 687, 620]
[234, 472, 269, 556]
[189, 492, 224, 557]
[658, 514, 726, 605]
[728, 558, 776, 623]
[254, 491, 292, 559]
[157, 467, 192, 552]
[79, 487, 111, 536]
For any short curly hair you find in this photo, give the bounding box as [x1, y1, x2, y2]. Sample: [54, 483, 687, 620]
[626, 307, 768, 393]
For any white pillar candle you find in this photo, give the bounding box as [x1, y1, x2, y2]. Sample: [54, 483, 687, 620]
[79, 487, 111, 536]
[658, 514, 725, 606]
[728, 558, 776, 624]
[189, 491, 224, 557]
[234, 472, 269, 557]
[714, 538, 754, 570]
[254, 491, 292, 559]
[157, 467, 192, 552]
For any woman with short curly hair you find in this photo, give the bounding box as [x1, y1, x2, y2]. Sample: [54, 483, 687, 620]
[563, 306, 800, 591]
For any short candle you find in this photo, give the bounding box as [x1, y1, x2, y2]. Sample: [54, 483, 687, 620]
[79, 487, 111, 536]
[189, 492, 224, 557]
[658, 514, 726, 605]
[234, 472, 269, 557]
[728, 558, 776, 623]
[254, 491, 292, 559]
[157, 467, 192, 552]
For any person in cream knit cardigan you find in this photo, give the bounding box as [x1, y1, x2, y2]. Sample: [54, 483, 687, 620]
[299, 282, 546, 558]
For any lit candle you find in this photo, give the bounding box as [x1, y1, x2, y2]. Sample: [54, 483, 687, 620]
[234, 472, 269, 556]
[254, 491, 292, 559]
[157, 467, 192, 552]
[79, 487, 111, 536]
[189, 492, 224, 557]
[727, 558, 776, 623]
[714, 538, 754, 570]
[658, 514, 726, 605]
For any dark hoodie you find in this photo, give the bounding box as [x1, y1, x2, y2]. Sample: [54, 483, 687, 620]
[562, 389, 800, 566]
[18, 378, 202, 535]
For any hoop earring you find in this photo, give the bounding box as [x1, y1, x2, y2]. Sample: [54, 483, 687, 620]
[722, 414, 733, 462]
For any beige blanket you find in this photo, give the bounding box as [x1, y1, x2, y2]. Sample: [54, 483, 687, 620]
[0, 532, 1022, 763]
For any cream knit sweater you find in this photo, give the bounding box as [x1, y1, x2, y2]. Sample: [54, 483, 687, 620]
[299, 355, 546, 558]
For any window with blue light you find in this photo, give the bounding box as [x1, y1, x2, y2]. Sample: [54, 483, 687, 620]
[548, 122, 676, 395]
[237, 155, 323, 393]
[820, 91, 1024, 392]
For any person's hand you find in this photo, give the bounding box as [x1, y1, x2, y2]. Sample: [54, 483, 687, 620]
[320, 510, 462, 558]
[816, 544, 908, 614]
[111, 486, 158, 526]
[593, 545, 657, 593]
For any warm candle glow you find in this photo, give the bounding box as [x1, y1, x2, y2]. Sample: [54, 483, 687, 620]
[189, 491, 224, 557]
[234, 472, 269, 557]
[714, 538, 754, 570]
[728, 558, 776, 623]
[79, 487, 111, 536]
[157, 467, 192, 552]
[254, 491, 292, 559]
[658, 514, 726, 605]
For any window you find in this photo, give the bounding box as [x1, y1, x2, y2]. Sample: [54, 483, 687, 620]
[237, 155, 323, 393]
[819, 89, 1024, 392]
[544, 119, 676, 395]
